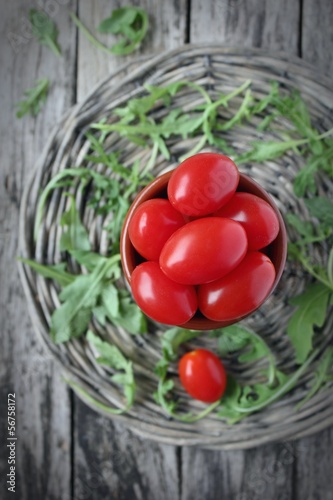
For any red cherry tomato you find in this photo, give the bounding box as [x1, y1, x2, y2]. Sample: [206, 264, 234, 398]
[198, 252, 276, 321]
[128, 198, 186, 261]
[160, 217, 248, 285]
[168, 153, 240, 216]
[214, 192, 280, 251]
[131, 261, 197, 325]
[178, 349, 227, 403]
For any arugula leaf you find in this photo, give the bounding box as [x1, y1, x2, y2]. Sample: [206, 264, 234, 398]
[29, 9, 61, 56]
[50, 255, 121, 343]
[218, 349, 319, 421]
[98, 7, 148, 55]
[34, 167, 91, 240]
[297, 346, 333, 409]
[215, 376, 245, 423]
[18, 258, 74, 287]
[68, 250, 109, 272]
[60, 197, 91, 252]
[304, 197, 333, 231]
[287, 283, 331, 363]
[87, 330, 136, 409]
[160, 327, 200, 361]
[213, 325, 277, 386]
[16, 79, 49, 118]
[70, 7, 148, 57]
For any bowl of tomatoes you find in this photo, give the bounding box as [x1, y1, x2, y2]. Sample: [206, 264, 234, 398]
[120, 153, 287, 330]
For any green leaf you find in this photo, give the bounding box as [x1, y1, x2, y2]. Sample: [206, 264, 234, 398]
[238, 371, 290, 409]
[237, 138, 306, 164]
[98, 7, 149, 55]
[216, 376, 245, 423]
[112, 290, 147, 334]
[161, 328, 200, 361]
[297, 346, 333, 409]
[213, 325, 250, 355]
[68, 250, 109, 272]
[51, 256, 120, 343]
[60, 198, 91, 252]
[16, 79, 49, 118]
[18, 258, 74, 287]
[29, 9, 61, 56]
[287, 283, 331, 363]
[101, 283, 120, 318]
[293, 159, 318, 197]
[213, 325, 277, 387]
[87, 330, 135, 408]
[34, 167, 92, 240]
[304, 197, 333, 230]
[285, 213, 316, 241]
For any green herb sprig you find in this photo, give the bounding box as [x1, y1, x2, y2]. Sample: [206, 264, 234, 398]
[29, 9, 61, 56]
[70, 7, 148, 57]
[16, 79, 49, 118]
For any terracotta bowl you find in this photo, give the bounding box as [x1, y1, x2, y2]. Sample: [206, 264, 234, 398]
[120, 169, 287, 330]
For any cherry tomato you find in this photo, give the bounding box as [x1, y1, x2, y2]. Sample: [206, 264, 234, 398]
[131, 261, 197, 325]
[128, 198, 186, 261]
[198, 252, 276, 321]
[215, 192, 280, 251]
[178, 349, 227, 403]
[160, 217, 248, 285]
[167, 153, 240, 216]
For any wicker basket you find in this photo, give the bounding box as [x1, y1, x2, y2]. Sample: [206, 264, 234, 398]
[18, 45, 333, 450]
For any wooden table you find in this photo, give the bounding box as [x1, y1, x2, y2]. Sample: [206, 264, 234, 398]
[1, 1, 332, 499]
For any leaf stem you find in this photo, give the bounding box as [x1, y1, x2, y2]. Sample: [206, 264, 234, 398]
[231, 348, 320, 413]
[70, 12, 112, 55]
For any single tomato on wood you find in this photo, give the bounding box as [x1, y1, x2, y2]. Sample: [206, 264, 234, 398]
[167, 153, 240, 216]
[160, 217, 248, 285]
[198, 251, 276, 321]
[178, 349, 227, 403]
[131, 261, 197, 325]
[214, 192, 280, 250]
[128, 198, 186, 261]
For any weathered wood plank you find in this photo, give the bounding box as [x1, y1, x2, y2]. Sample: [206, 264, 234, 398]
[190, 0, 300, 53]
[73, 1, 187, 498]
[74, 399, 180, 500]
[302, 0, 333, 77]
[0, 2, 77, 499]
[181, 442, 294, 500]
[293, 427, 333, 499]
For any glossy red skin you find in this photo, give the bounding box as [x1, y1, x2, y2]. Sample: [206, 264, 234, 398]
[160, 217, 248, 285]
[168, 153, 240, 216]
[198, 251, 276, 321]
[131, 261, 197, 325]
[214, 192, 280, 251]
[128, 198, 186, 261]
[178, 349, 227, 403]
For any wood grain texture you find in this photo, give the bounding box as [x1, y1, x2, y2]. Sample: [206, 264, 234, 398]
[302, 0, 333, 77]
[74, 399, 179, 500]
[293, 428, 333, 500]
[76, 0, 187, 100]
[181, 442, 294, 500]
[190, 0, 300, 53]
[0, 2, 77, 499]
